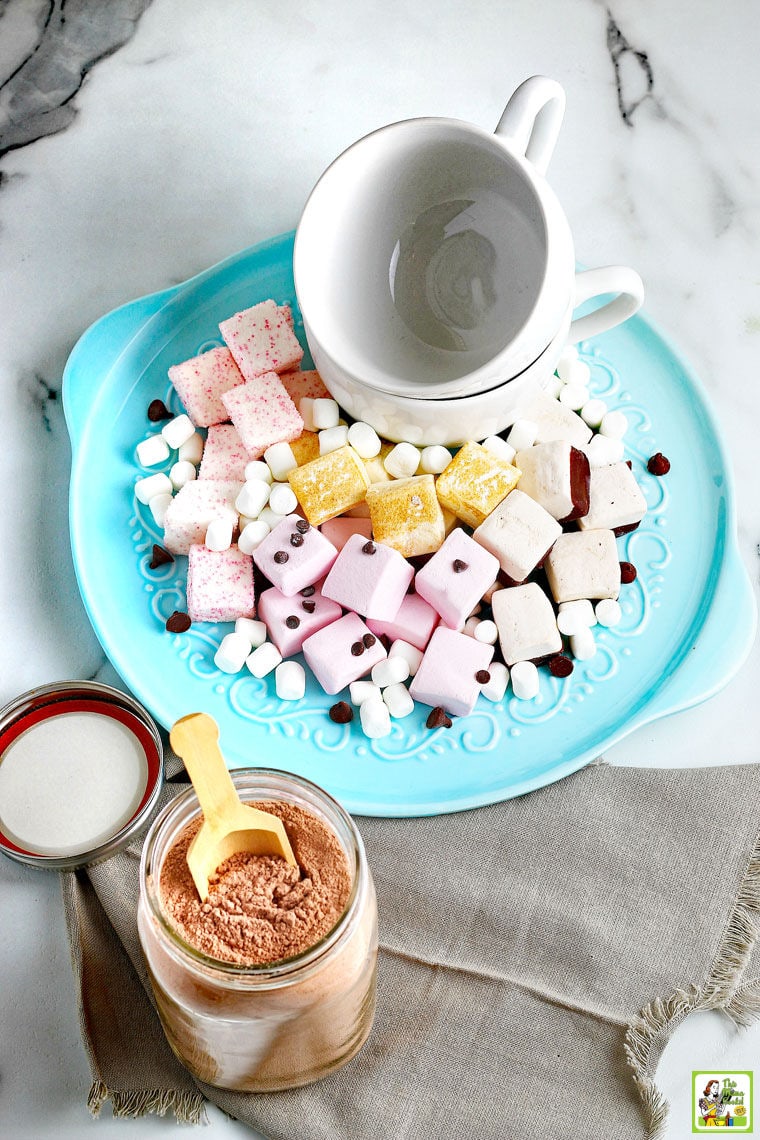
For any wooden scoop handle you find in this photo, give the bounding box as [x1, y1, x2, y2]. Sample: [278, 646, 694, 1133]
[170, 712, 240, 830]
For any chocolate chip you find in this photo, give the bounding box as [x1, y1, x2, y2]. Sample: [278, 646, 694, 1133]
[647, 452, 671, 476]
[362, 633, 376, 648]
[362, 541, 376, 555]
[295, 519, 310, 533]
[165, 611, 191, 633]
[302, 599, 316, 613]
[147, 398, 172, 422]
[426, 706, 452, 730]
[350, 641, 365, 656]
[300, 585, 316, 597]
[285, 615, 300, 629]
[149, 544, 174, 569]
[620, 561, 638, 584]
[452, 559, 468, 573]
[475, 669, 491, 684]
[548, 655, 574, 678]
[329, 701, 354, 724]
[273, 550, 289, 564]
[290, 532, 304, 547]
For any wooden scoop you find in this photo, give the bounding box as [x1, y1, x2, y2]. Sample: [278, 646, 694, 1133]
[169, 712, 297, 901]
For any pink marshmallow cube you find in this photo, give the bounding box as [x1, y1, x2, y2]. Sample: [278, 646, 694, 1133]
[414, 529, 500, 631]
[199, 424, 250, 482]
[168, 346, 245, 428]
[219, 300, 304, 381]
[366, 592, 439, 651]
[186, 544, 255, 624]
[253, 515, 339, 597]
[319, 516, 373, 551]
[409, 627, 494, 718]
[302, 612, 387, 695]
[221, 372, 304, 459]
[279, 368, 331, 405]
[162, 479, 240, 555]
[321, 533, 413, 621]
[258, 581, 343, 657]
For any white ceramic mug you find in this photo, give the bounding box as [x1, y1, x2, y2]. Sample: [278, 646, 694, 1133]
[294, 75, 644, 405]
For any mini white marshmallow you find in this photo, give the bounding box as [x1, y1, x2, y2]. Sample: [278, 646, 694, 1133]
[350, 680, 381, 705]
[599, 410, 629, 439]
[178, 432, 204, 465]
[312, 398, 340, 430]
[149, 493, 173, 526]
[244, 460, 274, 484]
[474, 619, 498, 645]
[258, 507, 287, 530]
[419, 445, 452, 474]
[360, 696, 392, 739]
[136, 434, 171, 467]
[580, 399, 608, 428]
[268, 482, 298, 515]
[506, 419, 538, 451]
[510, 660, 540, 700]
[558, 357, 590, 387]
[582, 434, 626, 468]
[388, 639, 424, 677]
[214, 632, 251, 674]
[595, 598, 623, 628]
[235, 617, 268, 648]
[299, 397, 317, 431]
[384, 442, 420, 479]
[557, 599, 597, 636]
[135, 472, 172, 505]
[371, 657, 410, 688]
[169, 460, 197, 490]
[570, 627, 597, 661]
[319, 425, 349, 454]
[482, 435, 517, 465]
[463, 616, 481, 638]
[161, 413, 195, 450]
[235, 480, 271, 519]
[559, 384, 590, 411]
[205, 517, 233, 552]
[275, 661, 306, 701]
[264, 442, 298, 482]
[347, 421, 382, 459]
[382, 682, 414, 719]
[245, 641, 282, 678]
[238, 519, 271, 555]
[480, 661, 510, 703]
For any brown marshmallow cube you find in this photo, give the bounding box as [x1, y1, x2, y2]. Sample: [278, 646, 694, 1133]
[544, 529, 621, 603]
[515, 440, 591, 522]
[577, 461, 647, 533]
[473, 489, 561, 584]
[491, 583, 562, 666]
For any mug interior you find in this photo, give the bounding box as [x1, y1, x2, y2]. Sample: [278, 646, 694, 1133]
[295, 121, 549, 391]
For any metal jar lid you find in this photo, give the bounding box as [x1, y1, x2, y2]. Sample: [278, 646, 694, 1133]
[0, 681, 164, 870]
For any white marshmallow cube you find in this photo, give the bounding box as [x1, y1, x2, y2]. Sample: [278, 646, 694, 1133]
[214, 632, 251, 674]
[245, 641, 282, 678]
[474, 619, 498, 645]
[371, 656, 410, 688]
[235, 480, 271, 519]
[582, 434, 626, 468]
[178, 432, 204, 465]
[420, 445, 452, 474]
[360, 696, 392, 739]
[149, 493, 174, 526]
[136, 434, 171, 467]
[595, 598, 623, 628]
[579, 462, 647, 532]
[135, 472, 173, 505]
[275, 661, 306, 701]
[238, 519, 271, 555]
[482, 435, 517, 465]
[480, 661, 510, 703]
[264, 442, 298, 482]
[506, 419, 538, 451]
[388, 639, 424, 677]
[170, 460, 197, 490]
[382, 682, 414, 719]
[319, 425, 349, 454]
[205, 517, 233, 552]
[235, 618, 268, 648]
[162, 414, 196, 450]
[268, 483, 298, 515]
[570, 627, 597, 660]
[599, 410, 629, 439]
[244, 460, 274, 484]
[559, 384, 590, 411]
[350, 680, 381, 705]
[312, 398, 340, 430]
[384, 442, 420, 479]
[347, 421, 382, 459]
[510, 660, 540, 700]
[298, 397, 317, 431]
[580, 399, 608, 428]
[557, 599, 597, 636]
[557, 356, 590, 387]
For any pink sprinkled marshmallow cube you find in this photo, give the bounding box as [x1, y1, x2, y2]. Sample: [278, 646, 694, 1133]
[198, 424, 250, 482]
[162, 479, 240, 555]
[221, 372, 304, 459]
[253, 515, 339, 597]
[409, 627, 494, 718]
[414, 529, 499, 630]
[168, 346, 245, 428]
[220, 300, 304, 381]
[279, 368, 331, 405]
[321, 533, 413, 621]
[186, 544, 255, 624]
[366, 592, 439, 651]
[258, 581, 342, 657]
[302, 612, 387, 695]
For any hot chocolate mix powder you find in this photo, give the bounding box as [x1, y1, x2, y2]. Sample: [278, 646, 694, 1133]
[159, 801, 351, 966]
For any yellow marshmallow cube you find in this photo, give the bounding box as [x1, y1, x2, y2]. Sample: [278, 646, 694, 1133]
[366, 474, 445, 557]
[435, 441, 521, 528]
[290, 430, 320, 466]
[288, 445, 370, 526]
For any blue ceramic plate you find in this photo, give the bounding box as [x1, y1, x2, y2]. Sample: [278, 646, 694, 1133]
[63, 231, 756, 816]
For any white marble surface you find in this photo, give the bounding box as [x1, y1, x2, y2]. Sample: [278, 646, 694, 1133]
[0, 1, 758, 1137]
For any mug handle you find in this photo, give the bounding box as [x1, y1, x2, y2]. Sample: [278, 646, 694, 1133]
[567, 266, 645, 344]
[494, 76, 566, 175]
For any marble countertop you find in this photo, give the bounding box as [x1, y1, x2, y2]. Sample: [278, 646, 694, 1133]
[0, 1, 758, 1137]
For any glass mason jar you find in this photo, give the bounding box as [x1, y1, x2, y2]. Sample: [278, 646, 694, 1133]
[137, 768, 378, 1092]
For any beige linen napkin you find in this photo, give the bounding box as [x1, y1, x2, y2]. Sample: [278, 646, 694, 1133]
[62, 760, 760, 1140]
